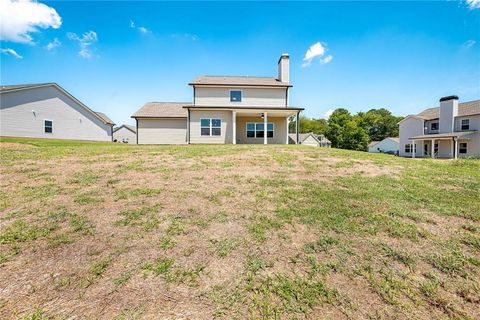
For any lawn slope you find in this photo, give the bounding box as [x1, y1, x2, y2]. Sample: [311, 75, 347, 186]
[1, 138, 479, 319]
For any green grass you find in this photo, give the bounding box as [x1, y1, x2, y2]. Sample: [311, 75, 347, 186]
[1, 137, 479, 319]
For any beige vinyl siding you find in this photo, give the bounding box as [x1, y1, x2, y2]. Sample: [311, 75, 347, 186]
[457, 133, 480, 158]
[137, 118, 187, 144]
[195, 87, 287, 107]
[399, 117, 423, 157]
[113, 127, 136, 144]
[302, 135, 319, 147]
[236, 116, 288, 144]
[189, 110, 233, 144]
[0, 86, 112, 141]
[454, 115, 480, 132]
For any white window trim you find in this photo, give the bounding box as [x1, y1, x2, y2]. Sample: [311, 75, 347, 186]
[459, 142, 468, 154]
[44, 119, 53, 134]
[404, 143, 416, 153]
[229, 90, 242, 103]
[461, 119, 470, 131]
[246, 122, 275, 139]
[200, 118, 222, 137]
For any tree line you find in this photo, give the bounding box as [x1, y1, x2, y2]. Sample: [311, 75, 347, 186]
[290, 108, 404, 151]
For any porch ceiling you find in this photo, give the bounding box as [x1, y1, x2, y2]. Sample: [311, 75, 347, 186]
[409, 131, 476, 140]
[185, 106, 301, 117]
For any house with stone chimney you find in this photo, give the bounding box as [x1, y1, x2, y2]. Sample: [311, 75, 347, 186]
[132, 54, 304, 144]
[398, 96, 480, 159]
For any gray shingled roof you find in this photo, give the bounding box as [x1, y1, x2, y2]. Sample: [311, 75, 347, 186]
[417, 100, 480, 120]
[114, 124, 136, 133]
[132, 102, 189, 118]
[189, 76, 291, 87]
[95, 112, 114, 125]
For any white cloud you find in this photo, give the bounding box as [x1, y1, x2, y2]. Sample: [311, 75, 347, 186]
[302, 42, 333, 67]
[138, 27, 150, 34]
[130, 20, 151, 34]
[466, 0, 480, 10]
[45, 37, 61, 50]
[171, 33, 198, 41]
[324, 108, 335, 119]
[0, 0, 62, 43]
[0, 48, 23, 59]
[462, 39, 476, 48]
[67, 31, 97, 58]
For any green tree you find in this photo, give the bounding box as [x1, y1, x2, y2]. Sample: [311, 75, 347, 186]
[325, 109, 369, 151]
[289, 116, 327, 135]
[356, 108, 403, 142]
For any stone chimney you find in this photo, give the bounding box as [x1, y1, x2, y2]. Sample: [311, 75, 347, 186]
[278, 53, 289, 83]
[439, 95, 459, 133]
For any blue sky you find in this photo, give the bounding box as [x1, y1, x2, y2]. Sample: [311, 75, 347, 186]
[1, 1, 479, 126]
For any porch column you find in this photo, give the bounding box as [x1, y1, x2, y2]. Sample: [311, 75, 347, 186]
[232, 111, 236, 145]
[296, 112, 300, 144]
[454, 138, 458, 159]
[412, 140, 415, 159]
[431, 139, 435, 159]
[285, 117, 289, 144]
[451, 138, 455, 159]
[263, 112, 268, 145]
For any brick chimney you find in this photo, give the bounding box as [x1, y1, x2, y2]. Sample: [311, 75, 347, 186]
[439, 95, 459, 133]
[278, 53, 289, 83]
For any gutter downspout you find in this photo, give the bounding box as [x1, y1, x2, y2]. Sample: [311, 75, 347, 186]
[296, 111, 300, 145]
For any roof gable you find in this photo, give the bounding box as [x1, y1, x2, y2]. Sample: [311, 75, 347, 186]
[0, 83, 114, 125]
[114, 124, 136, 133]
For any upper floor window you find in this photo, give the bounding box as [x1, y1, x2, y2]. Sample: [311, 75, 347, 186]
[44, 120, 53, 133]
[201, 118, 221, 136]
[230, 90, 242, 102]
[430, 122, 438, 131]
[461, 119, 470, 131]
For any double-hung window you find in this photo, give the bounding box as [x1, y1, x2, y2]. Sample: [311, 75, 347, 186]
[461, 119, 470, 131]
[459, 143, 467, 154]
[405, 144, 416, 153]
[230, 90, 242, 102]
[246, 122, 274, 138]
[44, 120, 53, 133]
[200, 118, 221, 136]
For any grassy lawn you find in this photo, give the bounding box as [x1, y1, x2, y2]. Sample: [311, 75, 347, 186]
[0, 137, 479, 319]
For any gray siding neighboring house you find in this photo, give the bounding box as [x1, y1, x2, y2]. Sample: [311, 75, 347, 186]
[368, 137, 399, 153]
[132, 54, 304, 144]
[289, 133, 332, 147]
[398, 96, 479, 159]
[0, 83, 114, 141]
[113, 124, 136, 144]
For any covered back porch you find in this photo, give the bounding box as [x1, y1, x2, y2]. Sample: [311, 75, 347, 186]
[409, 132, 474, 159]
[232, 108, 301, 145]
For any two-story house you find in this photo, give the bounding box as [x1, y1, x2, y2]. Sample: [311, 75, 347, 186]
[398, 96, 480, 159]
[132, 54, 304, 144]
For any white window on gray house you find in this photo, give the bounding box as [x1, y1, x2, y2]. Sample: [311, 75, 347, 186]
[230, 90, 242, 102]
[461, 119, 470, 131]
[459, 142, 467, 154]
[200, 118, 221, 136]
[44, 120, 53, 133]
[246, 122, 274, 138]
[431, 122, 438, 131]
[405, 144, 416, 153]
